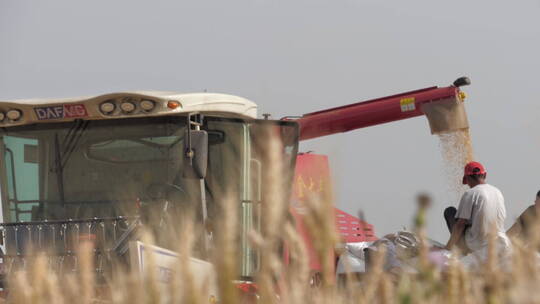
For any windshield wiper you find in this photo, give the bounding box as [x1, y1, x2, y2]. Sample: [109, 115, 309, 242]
[60, 119, 89, 168]
[53, 119, 89, 205]
[54, 134, 66, 205]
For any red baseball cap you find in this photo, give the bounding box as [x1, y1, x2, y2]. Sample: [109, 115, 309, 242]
[462, 161, 487, 184]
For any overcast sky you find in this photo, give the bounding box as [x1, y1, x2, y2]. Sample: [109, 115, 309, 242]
[1, 0, 540, 241]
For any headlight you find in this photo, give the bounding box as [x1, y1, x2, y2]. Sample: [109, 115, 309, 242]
[0, 112, 5, 121]
[140, 99, 155, 111]
[100, 102, 116, 114]
[6, 110, 22, 121]
[120, 102, 136, 113]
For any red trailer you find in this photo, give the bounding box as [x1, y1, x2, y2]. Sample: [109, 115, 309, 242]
[288, 153, 376, 282]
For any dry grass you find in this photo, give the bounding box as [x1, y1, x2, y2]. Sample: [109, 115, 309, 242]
[3, 135, 540, 304]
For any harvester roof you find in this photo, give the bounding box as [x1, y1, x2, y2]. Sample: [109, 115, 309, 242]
[0, 91, 258, 127]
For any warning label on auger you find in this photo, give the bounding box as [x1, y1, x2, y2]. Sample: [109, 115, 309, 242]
[400, 97, 416, 112]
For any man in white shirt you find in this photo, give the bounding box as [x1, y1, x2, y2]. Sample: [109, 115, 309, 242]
[443, 161, 510, 269]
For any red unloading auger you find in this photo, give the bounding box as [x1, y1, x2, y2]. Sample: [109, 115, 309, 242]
[294, 77, 471, 141]
[282, 78, 471, 276]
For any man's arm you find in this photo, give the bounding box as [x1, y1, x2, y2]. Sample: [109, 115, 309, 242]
[507, 207, 529, 238]
[506, 220, 522, 238]
[445, 218, 468, 250]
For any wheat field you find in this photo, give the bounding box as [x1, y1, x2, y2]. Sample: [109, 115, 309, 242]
[2, 136, 539, 304]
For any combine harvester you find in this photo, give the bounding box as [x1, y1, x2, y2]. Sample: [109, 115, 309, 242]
[0, 77, 470, 298]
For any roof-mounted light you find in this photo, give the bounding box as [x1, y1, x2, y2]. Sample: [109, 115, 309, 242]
[100, 102, 115, 114]
[140, 99, 155, 111]
[6, 109, 22, 121]
[120, 102, 136, 113]
[167, 100, 181, 109]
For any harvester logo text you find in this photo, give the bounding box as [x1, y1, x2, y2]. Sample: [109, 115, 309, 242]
[34, 104, 89, 120]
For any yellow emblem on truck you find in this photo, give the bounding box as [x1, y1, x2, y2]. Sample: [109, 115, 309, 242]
[400, 97, 416, 112]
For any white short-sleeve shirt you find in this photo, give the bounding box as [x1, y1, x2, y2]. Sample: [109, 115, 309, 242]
[456, 183, 508, 252]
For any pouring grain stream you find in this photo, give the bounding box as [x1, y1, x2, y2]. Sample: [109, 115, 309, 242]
[437, 129, 475, 205]
[420, 93, 474, 206]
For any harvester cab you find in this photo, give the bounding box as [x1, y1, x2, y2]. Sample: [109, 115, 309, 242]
[0, 92, 299, 286]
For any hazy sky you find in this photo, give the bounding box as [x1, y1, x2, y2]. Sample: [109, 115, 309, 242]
[1, 0, 540, 241]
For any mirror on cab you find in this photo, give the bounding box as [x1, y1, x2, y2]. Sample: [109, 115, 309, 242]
[183, 129, 208, 179]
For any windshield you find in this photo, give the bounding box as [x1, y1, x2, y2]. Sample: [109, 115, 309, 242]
[0, 115, 299, 278]
[0, 116, 243, 223]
